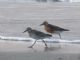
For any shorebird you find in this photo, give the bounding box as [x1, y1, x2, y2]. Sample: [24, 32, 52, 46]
[23, 27, 52, 48]
[40, 21, 69, 39]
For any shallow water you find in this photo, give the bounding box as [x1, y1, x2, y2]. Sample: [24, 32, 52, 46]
[0, 2, 80, 43]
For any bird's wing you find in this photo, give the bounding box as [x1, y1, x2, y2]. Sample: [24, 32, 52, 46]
[33, 30, 52, 37]
[32, 30, 46, 36]
[48, 24, 69, 31]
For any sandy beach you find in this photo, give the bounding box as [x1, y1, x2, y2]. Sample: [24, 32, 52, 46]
[0, 40, 80, 60]
[0, 1, 80, 60]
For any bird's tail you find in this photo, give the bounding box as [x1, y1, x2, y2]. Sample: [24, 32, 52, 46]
[63, 29, 69, 31]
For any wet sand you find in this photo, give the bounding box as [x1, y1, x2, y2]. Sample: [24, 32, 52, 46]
[0, 40, 80, 60]
[0, 52, 80, 60]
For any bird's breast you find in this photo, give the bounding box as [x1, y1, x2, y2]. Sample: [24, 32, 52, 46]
[44, 26, 54, 33]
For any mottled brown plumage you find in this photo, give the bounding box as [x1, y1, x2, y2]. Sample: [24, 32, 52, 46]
[40, 21, 69, 39]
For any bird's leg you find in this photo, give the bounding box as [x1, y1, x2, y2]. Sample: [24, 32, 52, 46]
[51, 33, 55, 39]
[28, 40, 37, 48]
[59, 33, 61, 39]
[42, 39, 48, 48]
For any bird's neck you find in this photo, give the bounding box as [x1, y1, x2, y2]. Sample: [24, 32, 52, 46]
[44, 23, 48, 26]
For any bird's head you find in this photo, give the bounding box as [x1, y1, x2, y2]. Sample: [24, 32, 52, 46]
[40, 21, 48, 26]
[23, 27, 32, 33]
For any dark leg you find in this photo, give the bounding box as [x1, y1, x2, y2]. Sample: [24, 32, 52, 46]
[42, 39, 48, 47]
[59, 33, 61, 39]
[28, 40, 37, 48]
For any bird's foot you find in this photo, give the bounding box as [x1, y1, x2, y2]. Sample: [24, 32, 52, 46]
[45, 46, 48, 49]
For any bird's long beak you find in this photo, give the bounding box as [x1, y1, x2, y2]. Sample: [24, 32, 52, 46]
[40, 23, 44, 26]
[23, 29, 28, 33]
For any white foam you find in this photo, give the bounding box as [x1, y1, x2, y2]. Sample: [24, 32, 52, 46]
[0, 35, 80, 44]
[0, 35, 33, 41]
